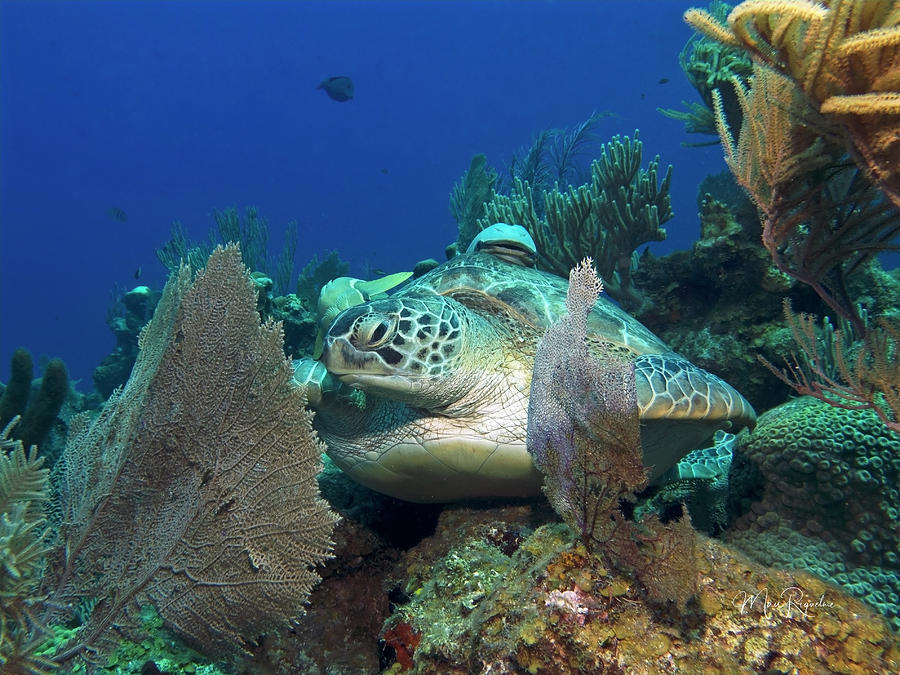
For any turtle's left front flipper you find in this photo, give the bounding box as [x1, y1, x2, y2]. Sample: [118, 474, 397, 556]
[633, 354, 756, 482]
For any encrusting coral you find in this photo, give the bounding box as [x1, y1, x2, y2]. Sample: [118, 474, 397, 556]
[727, 395, 900, 628]
[379, 505, 900, 673]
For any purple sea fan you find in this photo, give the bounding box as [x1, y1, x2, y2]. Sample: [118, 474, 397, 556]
[527, 257, 645, 548]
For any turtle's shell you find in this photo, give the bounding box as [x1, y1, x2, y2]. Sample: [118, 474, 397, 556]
[399, 251, 670, 358]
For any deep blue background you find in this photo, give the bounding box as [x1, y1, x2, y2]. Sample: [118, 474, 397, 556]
[1, 0, 728, 390]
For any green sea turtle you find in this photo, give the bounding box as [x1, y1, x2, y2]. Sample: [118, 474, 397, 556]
[294, 233, 756, 503]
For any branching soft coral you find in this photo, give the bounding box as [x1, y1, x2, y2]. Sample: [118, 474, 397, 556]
[479, 133, 671, 312]
[686, 0, 900, 433]
[0, 418, 55, 674]
[761, 301, 900, 432]
[687, 0, 900, 207]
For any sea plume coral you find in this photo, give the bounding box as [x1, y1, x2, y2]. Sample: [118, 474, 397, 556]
[46, 245, 338, 665]
[0, 417, 55, 674]
[686, 0, 900, 431]
[686, 0, 900, 207]
[478, 132, 671, 311]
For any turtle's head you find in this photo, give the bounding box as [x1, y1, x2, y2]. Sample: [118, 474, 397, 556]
[322, 296, 472, 405]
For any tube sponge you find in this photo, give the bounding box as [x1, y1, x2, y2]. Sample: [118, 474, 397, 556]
[0, 348, 34, 428]
[16, 357, 68, 450]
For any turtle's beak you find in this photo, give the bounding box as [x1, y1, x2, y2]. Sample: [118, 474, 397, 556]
[323, 334, 431, 401]
[322, 336, 389, 376]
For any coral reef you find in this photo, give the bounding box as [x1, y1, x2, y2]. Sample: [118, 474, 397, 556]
[241, 467, 446, 674]
[727, 396, 900, 628]
[145, 494, 900, 673]
[682, 1, 900, 429]
[44, 245, 338, 666]
[632, 193, 808, 410]
[94, 247, 339, 397]
[268, 291, 318, 360]
[93, 286, 160, 398]
[379, 504, 899, 673]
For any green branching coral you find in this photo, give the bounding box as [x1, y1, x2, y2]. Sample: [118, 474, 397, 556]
[449, 154, 498, 252]
[450, 113, 613, 254]
[659, 1, 752, 143]
[156, 206, 300, 296]
[0, 417, 55, 674]
[479, 132, 671, 311]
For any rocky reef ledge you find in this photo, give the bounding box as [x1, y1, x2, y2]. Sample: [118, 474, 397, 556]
[256, 502, 899, 674]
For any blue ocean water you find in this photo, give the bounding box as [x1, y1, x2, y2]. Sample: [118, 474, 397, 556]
[1, 0, 726, 390]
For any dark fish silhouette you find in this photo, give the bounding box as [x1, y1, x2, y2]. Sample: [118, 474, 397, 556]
[134, 266, 142, 280]
[107, 206, 128, 222]
[317, 76, 354, 102]
[658, 77, 670, 84]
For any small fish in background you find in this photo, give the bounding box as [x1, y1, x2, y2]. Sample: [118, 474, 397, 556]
[658, 77, 670, 84]
[380, 168, 389, 175]
[317, 76, 354, 102]
[107, 206, 128, 222]
[134, 266, 142, 280]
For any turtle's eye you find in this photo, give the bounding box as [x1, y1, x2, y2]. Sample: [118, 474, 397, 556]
[354, 314, 397, 350]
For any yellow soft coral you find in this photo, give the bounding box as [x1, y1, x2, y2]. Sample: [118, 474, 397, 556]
[686, 0, 900, 207]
